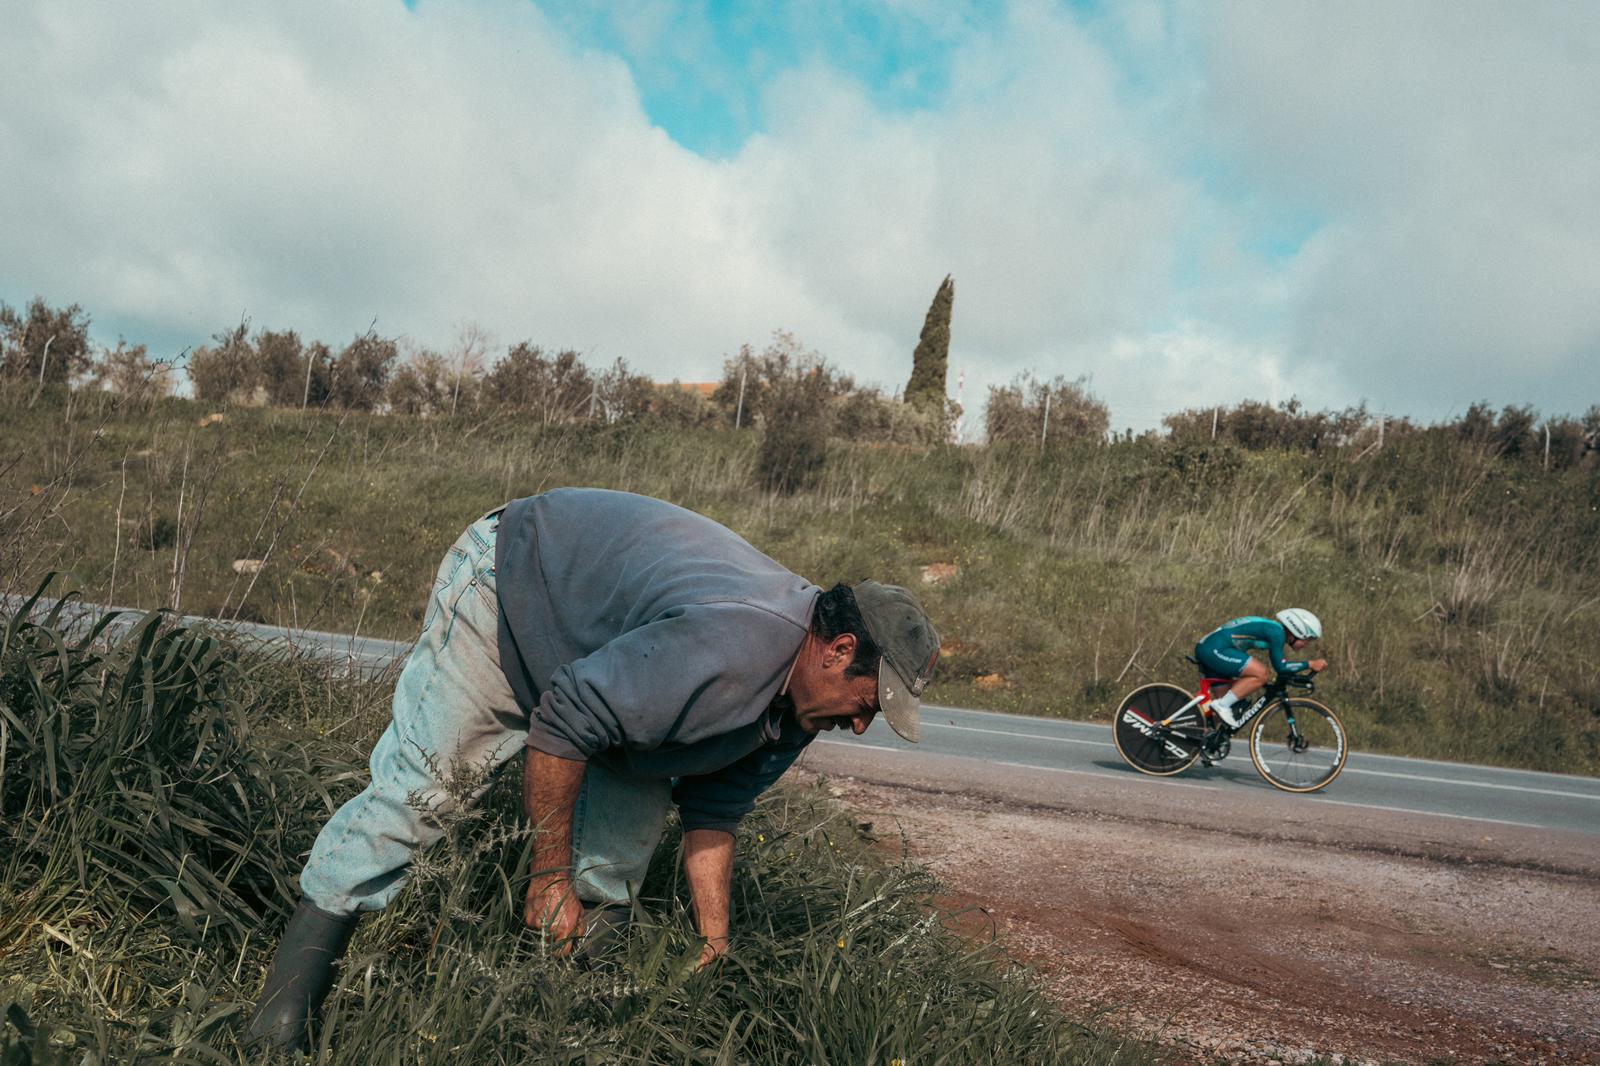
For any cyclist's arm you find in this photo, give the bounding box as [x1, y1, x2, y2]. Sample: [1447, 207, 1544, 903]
[1263, 625, 1310, 676]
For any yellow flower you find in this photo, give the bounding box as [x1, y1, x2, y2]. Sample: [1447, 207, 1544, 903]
[757, 834, 765, 842]
[837, 937, 846, 949]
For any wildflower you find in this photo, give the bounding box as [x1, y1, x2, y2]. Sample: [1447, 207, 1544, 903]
[757, 834, 765, 842]
[837, 937, 846, 949]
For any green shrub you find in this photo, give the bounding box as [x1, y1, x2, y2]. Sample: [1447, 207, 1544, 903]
[0, 577, 322, 955]
[756, 367, 832, 495]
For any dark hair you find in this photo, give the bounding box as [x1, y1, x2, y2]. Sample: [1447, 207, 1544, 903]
[812, 583, 882, 680]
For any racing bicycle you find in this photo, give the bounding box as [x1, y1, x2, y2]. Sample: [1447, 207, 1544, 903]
[1111, 660, 1347, 792]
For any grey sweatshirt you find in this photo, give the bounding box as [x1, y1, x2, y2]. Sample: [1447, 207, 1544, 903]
[495, 488, 820, 833]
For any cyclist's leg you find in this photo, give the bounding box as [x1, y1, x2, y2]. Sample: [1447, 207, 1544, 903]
[1195, 643, 1258, 728]
[1194, 642, 1253, 691]
[1226, 658, 1270, 700]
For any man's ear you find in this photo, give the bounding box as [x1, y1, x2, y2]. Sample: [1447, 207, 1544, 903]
[824, 632, 858, 670]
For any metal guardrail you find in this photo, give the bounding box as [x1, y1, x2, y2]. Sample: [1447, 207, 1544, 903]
[1, 592, 413, 680]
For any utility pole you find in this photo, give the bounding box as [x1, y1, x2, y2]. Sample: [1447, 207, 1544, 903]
[1211, 406, 1219, 441]
[1544, 424, 1551, 470]
[734, 364, 747, 429]
[1378, 414, 1385, 450]
[1041, 389, 1051, 449]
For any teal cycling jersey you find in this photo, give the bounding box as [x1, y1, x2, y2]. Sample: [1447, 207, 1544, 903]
[1196, 616, 1309, 676]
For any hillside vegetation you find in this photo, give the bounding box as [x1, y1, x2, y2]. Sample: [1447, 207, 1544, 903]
[4, 392, 1597, 775]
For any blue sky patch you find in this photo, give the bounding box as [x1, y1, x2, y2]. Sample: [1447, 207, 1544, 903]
[533, 1, 994, 157]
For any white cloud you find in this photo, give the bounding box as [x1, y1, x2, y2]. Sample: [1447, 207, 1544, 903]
[729, 2, 1192, 404]
[1185, 0, 1600, 415]
[1100, 324, 1322, 434]
[1, 0, 1594, 432]
[1, 0, 1189, 410]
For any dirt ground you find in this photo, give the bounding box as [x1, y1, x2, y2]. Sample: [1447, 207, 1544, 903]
[793, 750, 1600, 1065]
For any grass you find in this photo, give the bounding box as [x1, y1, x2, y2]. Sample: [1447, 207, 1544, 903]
[0, 592, 1156, 1064]
[2, 394, 1598, 774]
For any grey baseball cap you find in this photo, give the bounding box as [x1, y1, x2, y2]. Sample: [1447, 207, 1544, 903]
[851, 580, 941, 743]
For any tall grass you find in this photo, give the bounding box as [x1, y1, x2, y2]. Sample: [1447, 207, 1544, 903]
[2, 395, 1597, 774]
[0, 594, 1155, 1064]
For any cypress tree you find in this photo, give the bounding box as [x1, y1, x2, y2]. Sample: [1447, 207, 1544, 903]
[904, 274, 953, 411]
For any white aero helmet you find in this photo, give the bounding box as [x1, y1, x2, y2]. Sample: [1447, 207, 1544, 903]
[1276, 608, 1322, 642]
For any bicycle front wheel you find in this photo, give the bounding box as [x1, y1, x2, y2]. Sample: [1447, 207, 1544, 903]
[1113, 683, 1205, 776]
[1249, 698, 1347, 793]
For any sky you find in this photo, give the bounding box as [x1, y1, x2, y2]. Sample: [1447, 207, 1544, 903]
[2, 1, 1597, 434]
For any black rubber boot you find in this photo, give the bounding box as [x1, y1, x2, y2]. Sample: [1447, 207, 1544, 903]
[244, 899, 360, 1052]
[579, 904, 631, 964]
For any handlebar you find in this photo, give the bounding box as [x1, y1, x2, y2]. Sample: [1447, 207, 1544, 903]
[1275, 672, 1316, 692]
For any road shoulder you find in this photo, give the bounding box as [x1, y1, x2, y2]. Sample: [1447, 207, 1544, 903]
[796, 743, 1600, 1065]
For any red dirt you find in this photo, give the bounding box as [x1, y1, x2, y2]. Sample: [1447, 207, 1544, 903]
[794, 753, 1600, 1065]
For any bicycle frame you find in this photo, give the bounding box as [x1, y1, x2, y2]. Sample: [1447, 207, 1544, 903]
[1127, 676, 1269, 736]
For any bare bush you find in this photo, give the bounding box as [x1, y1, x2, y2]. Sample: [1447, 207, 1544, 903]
[713, 333, 856, 428]
[986, 374, 1109, 446]
[590, 358, 654, 423]
[387, 348, 456, 416]
[0, 296, 93, 391]
[330, 331, 399, 411]
[88, 340, 175, 404]
[481, 343, 594, 423]
[651, 381, 719, 428]
[256, 329, 307, 407]
[186, 322, 258, 405]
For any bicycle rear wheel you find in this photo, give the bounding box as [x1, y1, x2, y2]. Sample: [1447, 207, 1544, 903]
[1113, 683, 1205, 776]
[1249, 698, 1347, 792]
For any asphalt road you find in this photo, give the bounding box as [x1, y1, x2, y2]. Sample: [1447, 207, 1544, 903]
[13, 597, 1598, 838]
[814, 702, 1600, 837]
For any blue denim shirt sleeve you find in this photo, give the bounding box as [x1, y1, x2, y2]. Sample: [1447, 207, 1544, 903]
[527, 601, 803, 762]
[672, 724, 813, 834]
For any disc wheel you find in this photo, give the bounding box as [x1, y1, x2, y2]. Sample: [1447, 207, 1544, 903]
[1113, 683, 1206, 776]
[1249, 697, 1348, 793]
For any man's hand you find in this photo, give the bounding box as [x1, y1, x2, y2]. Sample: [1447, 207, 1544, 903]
[525, 874, 585, 951]
[697, 934, 730, 970]
[1309, 659, 1328, 672]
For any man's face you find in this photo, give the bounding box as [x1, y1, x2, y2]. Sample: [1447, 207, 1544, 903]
[789, 633, 880, 736]
[1289, 637, 1310, 651]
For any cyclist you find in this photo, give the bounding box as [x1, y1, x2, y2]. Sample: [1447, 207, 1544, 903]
[1195, 609, 1327, 729]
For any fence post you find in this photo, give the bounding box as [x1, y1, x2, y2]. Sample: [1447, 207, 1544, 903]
[28, 335, 56, 408]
